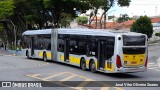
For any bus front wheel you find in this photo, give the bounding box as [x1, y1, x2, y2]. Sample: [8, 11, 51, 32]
[90, 60, 96, 73]
[26, 51, 30, 59]
[43, 52, 48, 62]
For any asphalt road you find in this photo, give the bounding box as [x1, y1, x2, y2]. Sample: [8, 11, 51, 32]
[0, 43, 160, 90]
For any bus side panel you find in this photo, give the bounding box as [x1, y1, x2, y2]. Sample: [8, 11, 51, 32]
[51, 29, 58, 61]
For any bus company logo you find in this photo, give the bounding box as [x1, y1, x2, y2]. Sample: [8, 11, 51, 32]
[2, 82, 11, 87]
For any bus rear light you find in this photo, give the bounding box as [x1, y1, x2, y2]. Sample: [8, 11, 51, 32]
[116, 55, 122, 68]
[145, 56, 148, 67]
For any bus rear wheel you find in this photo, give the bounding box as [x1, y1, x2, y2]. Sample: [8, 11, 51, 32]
[81, 58, 87, 71]
[90, 60, 96, 73]
[43, 52, 48, 62]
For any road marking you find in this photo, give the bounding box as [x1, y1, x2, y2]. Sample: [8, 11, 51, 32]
[74, 79, 93, 90]
[66, 72, 96, 80]
[115, 87, 124, 90]
[148, 67, 159, 69]
[60, 74, 76, 81]
[147, 62, 160, 71]
[28, 74, 41, 77]
[148, 64, 158, 67]
[27, 72, 124, 90]
[148, 63, 155, 65]
[42, 72, 69, 81]
[101, 87, 110, 90]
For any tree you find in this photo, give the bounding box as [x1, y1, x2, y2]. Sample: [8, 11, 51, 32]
[0, 0, 15, 46]
[60, 13, 73, 28]
[84, 0, 131, 29]
[131, 16, 153, 38]
[0, 0, 15, 19]
[117, 14, 131, 23]
[43, 0, 90, 28]
[76, 16, 88, 25]
[0, 0, 131, 47]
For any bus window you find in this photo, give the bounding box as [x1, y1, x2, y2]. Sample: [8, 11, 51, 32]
[47, 43, 51, 50]
[89, 39, 98, 57]
[123, 35, 145, 46]
[106, 37, 115, 59]
[58, 34, 65, 52]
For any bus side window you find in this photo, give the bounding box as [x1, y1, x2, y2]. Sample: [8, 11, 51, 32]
[106, 37, 115, 59]
[88, 39, 97, 57]
[47, 43, 51, 50]
[58, 34, 65, 52]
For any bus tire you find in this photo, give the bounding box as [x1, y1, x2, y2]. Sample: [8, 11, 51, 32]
[43, 52, 48, 62]
[80, 58, 87, 71]
[26, 51, 30, 59]
[90, 60, 96, 73]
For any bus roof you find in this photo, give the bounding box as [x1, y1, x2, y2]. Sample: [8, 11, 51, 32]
[22, 29, 52, 35]
[22, 28, 114, 36]
[22, 28, 145, 36]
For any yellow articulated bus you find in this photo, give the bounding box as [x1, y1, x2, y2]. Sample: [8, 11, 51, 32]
[21, 28, 148, 73]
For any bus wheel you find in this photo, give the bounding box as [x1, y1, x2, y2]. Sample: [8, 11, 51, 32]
[81, 58, 87, 71]
[43, 52, 48, 62]
[90, 60, 96, 73]
[26, 51, 30, 59]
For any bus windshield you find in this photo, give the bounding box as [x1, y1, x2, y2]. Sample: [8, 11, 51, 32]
[123, 35, 146, 46]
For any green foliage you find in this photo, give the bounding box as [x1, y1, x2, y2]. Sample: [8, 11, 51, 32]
[43, 0, 52, 8]
[0, 23, 3, 32]
[0, 0, 131, 46]
[117, 14, 131, 23]
[155, 32, 160, 37]
[76, 16, 88, 24]
[0, 0, 15, 19]
[118, 0, 131, 6]
[131, 16, 153, 38]
[60, 13, 73, 28]
[24, 15, 38, 22]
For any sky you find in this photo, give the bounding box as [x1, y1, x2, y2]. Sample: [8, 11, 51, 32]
[108, 0, 160, 17]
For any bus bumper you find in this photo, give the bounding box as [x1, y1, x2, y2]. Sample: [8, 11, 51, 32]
[117, 66, 147, 73]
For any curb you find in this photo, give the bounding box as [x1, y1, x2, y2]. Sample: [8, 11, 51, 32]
[0, 54, 13, 56]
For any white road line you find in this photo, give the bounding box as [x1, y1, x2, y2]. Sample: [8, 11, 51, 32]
[148, 67, 159, 69]
[148, 63, 155, 65]
[148, 64, 158, 67]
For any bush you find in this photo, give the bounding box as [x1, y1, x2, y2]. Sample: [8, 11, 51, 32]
[131, 16, 153, 38]
[155, 32, 160, 37]
[76, 16, 88, 24]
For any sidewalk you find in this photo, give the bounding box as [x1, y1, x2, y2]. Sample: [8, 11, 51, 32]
[0, 48, 21, 56]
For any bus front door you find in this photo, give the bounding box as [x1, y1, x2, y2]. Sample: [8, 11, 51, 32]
[31, 37, 35, 56]
[64, 38, 69, 62]
[98, 40, 106, 70]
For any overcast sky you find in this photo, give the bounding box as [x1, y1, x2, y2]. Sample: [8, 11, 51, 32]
[108, 0, 160, 17]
